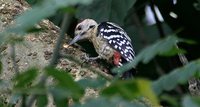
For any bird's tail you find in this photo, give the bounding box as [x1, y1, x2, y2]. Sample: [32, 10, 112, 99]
[121, 68, 136, 79]
[119, 57, 136, 79]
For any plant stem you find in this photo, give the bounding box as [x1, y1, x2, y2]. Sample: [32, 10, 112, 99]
[10, 44, 19, 76]
[149, 0, 165, 38]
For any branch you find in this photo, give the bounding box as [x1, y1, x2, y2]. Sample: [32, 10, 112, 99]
[59, 54, 113, 81]
[175, 45, 200, 96]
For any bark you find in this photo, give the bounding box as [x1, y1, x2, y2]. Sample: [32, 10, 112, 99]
[188, 78, 200, 96]
[0, 0, 103, 106]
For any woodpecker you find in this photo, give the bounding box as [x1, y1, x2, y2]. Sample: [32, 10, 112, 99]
[69, 19, 136, 79]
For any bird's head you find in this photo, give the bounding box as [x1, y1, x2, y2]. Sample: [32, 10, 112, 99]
[69, 19, 98, 45]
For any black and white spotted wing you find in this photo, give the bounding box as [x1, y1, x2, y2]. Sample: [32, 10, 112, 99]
[97, 22, 135, 62]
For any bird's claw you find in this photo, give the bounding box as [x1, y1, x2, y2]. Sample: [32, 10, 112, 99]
[81, 53, 100, 62]
[83, 54, 91, 62]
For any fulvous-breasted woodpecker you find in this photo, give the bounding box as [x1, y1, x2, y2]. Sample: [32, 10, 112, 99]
[69, 19, 136, 79]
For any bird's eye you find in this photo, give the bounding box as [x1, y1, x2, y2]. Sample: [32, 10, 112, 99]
[76, 25, 82, 31]
[89, 25, 95, 29]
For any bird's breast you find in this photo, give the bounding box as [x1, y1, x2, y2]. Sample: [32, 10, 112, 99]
[91, 37, 115, 61]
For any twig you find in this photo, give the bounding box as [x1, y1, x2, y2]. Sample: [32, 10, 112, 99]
[10, 44, 19, 76]
[49, 14, 70, 66]
[176, 44, 188, 65]
[149, 0, 165, 38]
[26, 13, 70, 107]
[10, 43, 27, 107]
[175, 44, 200, 96]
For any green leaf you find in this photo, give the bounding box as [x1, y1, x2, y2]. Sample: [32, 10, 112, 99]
[13, 85, 46, 95]
[26, 27, 44, 33]
[13, 68, 38, 88]
[152, 59, 200, 95]
[194, 0, 200, 11]
[182, 96, 200, 107]
[45, 67, 84, 100]
[49, 87, 68, 107]
[73, 97, 147, 107]
[76, 0, 136, 25]
[160, 94, 179, 107]
[60, 6, 77, 14]
[102, 78, 159, 106]
[26, 0, 44, 5]
[36, 95, 48, 107]
[112, 36, 191, 74]
[77, 77, 107, 89]
[9, 94, 21, 105]
[125, 23, 173, 52]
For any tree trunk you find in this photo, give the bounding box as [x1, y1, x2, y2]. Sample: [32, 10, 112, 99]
[0, 0, 101, 106]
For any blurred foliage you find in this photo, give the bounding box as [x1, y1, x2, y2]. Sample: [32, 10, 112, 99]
[13, 68, 38, 88]
[0, 0, 199, 106]
[0, 0, 92, 43]
[153, 59, 200, 95]
[182, 96, 200, 107]
[45, 67, 84, 101]
[76, 0, 136, 25]
[194, 0, 200, 11]
[102, 78, 159, 106]
[72, 97, 147, 107]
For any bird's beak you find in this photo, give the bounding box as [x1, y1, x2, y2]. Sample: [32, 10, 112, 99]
[69, 35, 81, 45]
